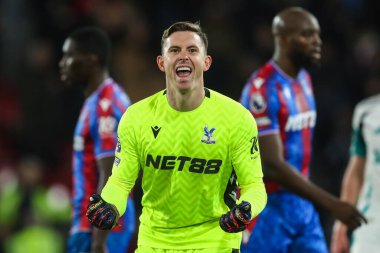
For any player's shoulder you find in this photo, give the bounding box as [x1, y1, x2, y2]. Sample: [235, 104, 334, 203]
[118, 90, 164, 127]
[125, 89, 165, 114]
[245, 61, 278, 89]
[93, 78, 130, 109]
[99, 78, 127, 96]
[256, 61, 277, 79]
[356, 94, 380, 108]
[91, 79, 125, 103]
[208, 88, 250, 115]
[352, 94, 380, 124]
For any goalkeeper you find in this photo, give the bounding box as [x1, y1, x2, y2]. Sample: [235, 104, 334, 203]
[87, 21, 267, 252]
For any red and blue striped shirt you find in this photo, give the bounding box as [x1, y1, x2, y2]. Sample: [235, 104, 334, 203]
[240, 61, 316, 193]
[71, 78, 131, 233]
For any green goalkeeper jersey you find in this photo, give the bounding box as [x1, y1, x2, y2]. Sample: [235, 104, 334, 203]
[102, 88, 266, 249]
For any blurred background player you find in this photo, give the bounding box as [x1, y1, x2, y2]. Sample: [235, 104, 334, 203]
[240, 7, 366, 253]
[330, 74, 380, 253]
[0, 155, 70, 253]
[86, 21, 267, 252]
[59, 26, 135, 253]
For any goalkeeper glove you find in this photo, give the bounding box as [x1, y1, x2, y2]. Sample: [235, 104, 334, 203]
[219, 201, 251, 233]
[86, 194, 119, 230]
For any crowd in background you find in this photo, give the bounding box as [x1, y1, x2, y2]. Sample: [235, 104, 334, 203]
[0, 0, 379, 252]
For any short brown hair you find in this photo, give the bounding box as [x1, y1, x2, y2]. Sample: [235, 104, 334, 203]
[161, 21, 208, 53]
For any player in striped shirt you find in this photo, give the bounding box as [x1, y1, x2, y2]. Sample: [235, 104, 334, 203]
[331, 85, 380, 253]
[86, 21, 267, 253]
[59, 27, 135, 253]
[240, 7, 366, 253]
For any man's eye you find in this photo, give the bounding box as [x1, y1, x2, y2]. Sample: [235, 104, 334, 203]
[302, 31, 318, 37]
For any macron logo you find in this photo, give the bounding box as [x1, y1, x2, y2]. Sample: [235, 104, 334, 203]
[151, 126, 161, 139]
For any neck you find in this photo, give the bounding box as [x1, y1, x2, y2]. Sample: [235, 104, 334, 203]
[273, 52, 299, 78]
[83, 71, 110, 97]
[166, 86, 205, 112]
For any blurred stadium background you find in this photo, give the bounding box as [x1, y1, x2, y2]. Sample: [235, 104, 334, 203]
[0, 0, 379, 252]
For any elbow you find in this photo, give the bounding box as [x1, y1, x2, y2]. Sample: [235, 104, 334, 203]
[262, 160, 285, 182]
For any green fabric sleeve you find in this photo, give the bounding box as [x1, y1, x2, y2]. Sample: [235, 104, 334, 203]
[101, 109, 140, 215]
[239, 181, 267, 218]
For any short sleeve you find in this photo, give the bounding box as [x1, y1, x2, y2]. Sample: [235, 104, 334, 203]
[349, 104, 367, 157]
[240, 77, 280, 136]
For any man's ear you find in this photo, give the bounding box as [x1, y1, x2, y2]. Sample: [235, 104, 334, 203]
[203, 55, 212, 71]
[279, 34, 289, 45]
[88, 54, 98, 66]
[156, 55, 165, 72]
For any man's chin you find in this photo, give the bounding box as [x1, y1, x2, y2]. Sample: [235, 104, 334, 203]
[175, 80, 193, 92]
[61, 78, 79, 88]
[60, 75, 70, 83]
[305, 59, 321, 71]
[61, 79, 72, 86]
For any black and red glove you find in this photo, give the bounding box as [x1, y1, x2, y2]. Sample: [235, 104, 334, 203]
[219, 201, 251, 233]
[86, 194, 119, 230]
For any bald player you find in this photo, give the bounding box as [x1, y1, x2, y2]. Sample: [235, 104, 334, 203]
[240, 7, 366, 253]
[86, 21, 267, 253]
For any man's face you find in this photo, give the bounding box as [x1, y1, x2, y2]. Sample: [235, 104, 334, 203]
[59, 38, 91, 86]
[288, 16, 322, 69]
[157, 31, 212, 93]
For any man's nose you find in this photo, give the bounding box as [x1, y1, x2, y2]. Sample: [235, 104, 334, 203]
[58, 57, 65, 68]
[178, 51, 190, 60]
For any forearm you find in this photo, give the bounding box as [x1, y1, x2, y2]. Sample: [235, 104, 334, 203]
[101, 174, 135, 216]
[239, 180, 267, 218]
[340, 156, 365, 205]
[340, 172, 362, 206]
[92, 228, 109, 251]
[97, 156, 115, 193]
[265, 160, 338, 210]
[259, 134, 338, 209]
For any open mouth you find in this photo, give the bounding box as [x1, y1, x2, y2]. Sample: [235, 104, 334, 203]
[59, 70, 70, 81]
[310, 49, 321, 60]
[176, 66, 192, 77]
